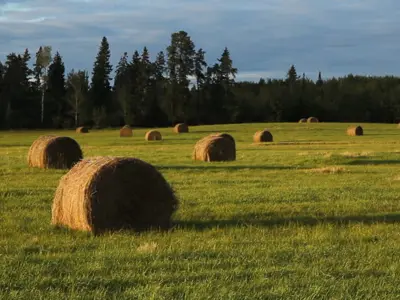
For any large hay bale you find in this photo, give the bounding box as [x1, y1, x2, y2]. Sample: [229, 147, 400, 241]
[145, 130, 162, 141]
[307, 117, 319, 123]
[51, 157, 178, 234]
[253, 130, 273, 143]
[174, 123, 189, 133]
[299, 118, 307, 123]
[76, 126, 89, 133]
[347, 126, 363, 136]
[193, 134, 236, 162]
[27, 135, 83, 169]
[120, 125, 133, 137]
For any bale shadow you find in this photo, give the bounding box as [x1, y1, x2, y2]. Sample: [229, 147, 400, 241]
[174, 213, 400, 231]
[345, 160, 400, 166]
[191, 130, 237, 134]
[157, 165, 297, 171]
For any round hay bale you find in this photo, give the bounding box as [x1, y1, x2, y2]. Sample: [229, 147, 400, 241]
[174, 123, 189, 133]
[193, 134, 236, 162]
[347, 126, 363, 136]
[145, 130, 162, 141]
[120, 125, 133, 137]
[51, 156, 178, 234]
[27, 135, 83, 169]
[76, 126, 89, 133]
[307, 117, 319, 123]
[253, 130, 273, 143]
[299, 118, 307, 123]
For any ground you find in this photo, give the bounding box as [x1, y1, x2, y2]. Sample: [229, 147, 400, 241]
[1, 122, 400, 299]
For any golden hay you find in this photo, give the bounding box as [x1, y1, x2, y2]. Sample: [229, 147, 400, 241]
[174, 123, 189, 133]
[307, 117, 319, 123]
[51, 156, 178, 234]
[145, 130, 162, 141]
[120, 125, 133, 137]
[76, 126, 89, 133]
[307, 166, 347, 174]
[27, 135, 83, 169]
[253, 130, 273, 143]
[347, 126, 363, 136]
[193, 133, 236, 162]
[299, 118, 307, 123]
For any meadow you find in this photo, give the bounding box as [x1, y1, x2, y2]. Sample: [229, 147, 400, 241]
[1, 122, 400, 299]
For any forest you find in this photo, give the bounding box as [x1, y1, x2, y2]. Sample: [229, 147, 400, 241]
[0, 30, 399, 129]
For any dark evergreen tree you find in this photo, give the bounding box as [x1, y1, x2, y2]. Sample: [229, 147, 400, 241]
[90, 36, 112, 125]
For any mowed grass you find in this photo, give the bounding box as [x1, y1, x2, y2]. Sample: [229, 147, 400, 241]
[1, 122, 400, 299]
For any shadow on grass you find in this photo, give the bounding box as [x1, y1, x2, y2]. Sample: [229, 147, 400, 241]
[345, 159, 400, 165]
[157, 165, 297, 171]
[174, 213, 400, 231]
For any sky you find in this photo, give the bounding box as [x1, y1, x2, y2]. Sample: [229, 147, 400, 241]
[0, 0, 399, 81]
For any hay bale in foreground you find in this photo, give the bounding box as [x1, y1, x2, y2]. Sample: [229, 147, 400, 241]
[120, 125, 133, 137]
[307, 117, 319, 123]
[193, 134, 236, 162]
[51, 156, 178, 234]
[253, 130, 273, 143]
[145, 130, 162, 141]
[76, 126, 89, 133]
[347, 126, 363, 136]
[299, 118, 307, 123]
[174, 123, 189, 133]
[27, 135, 83, 169]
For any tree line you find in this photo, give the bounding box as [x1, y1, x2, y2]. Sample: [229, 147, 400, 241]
[0, 30, 399, 129]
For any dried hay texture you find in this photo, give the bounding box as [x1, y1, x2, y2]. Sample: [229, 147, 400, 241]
[253, 130, 273, 143]
[51, 156, 178, 234]
[174, 123, 189, 133]
[120, 125, 133, 137]
[193, 133, 236, 162]
[299, 118, 307, 123]
[347, 126, 363, 136]
[308, 166, 347, 174]
[76, 127, 89, 133]
[27, 135, 83, 169]
[145, 130, 162, 141]
[307, 117, 319, 123]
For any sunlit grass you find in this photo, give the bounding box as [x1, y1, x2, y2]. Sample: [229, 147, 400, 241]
[1, 122, 400, 299]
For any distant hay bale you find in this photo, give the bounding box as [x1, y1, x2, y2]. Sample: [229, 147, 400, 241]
[120, 125, 133, 137]
[347, 126, 363, 136]
[307, 117, 319, 123]
[193, 134, 236, 162]
[253, 130, 273, 143]
[299, 118, 307, 123]
[76, 126, 89, 133]
[51, 156, 178, 234]
[145, 130, 162, 141]
[174, 123, 188, 133]
[27, 135, 83, 169]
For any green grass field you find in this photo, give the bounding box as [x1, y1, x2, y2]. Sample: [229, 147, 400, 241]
[1, 122, 400, 299]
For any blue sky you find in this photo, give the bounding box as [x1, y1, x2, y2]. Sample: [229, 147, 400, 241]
[0, 0, 399, 81]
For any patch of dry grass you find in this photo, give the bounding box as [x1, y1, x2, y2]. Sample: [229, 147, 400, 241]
[340, 151, 374, 158]
[307, 166, 347, 174]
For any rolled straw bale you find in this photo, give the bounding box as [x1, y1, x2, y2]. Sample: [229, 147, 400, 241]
[193, 134, 236, 162]
[253, 130, 273, 143]
[51, 156, 178, 234]
[76, 126, 89, 133]
[120, 125, 133, 137]
[174, 123, 189, 133]
[27, 135, 83, 169]
[347, 126, 363, 136]
[145, 130, 162, 141]
[299, 118, 307, 123]
[307, 117, 319, 123]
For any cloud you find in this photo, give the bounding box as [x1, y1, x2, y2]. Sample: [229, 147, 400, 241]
[0, 0, 399, 81]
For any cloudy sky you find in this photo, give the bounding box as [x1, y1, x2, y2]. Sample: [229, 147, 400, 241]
[0, 0, 399, 81]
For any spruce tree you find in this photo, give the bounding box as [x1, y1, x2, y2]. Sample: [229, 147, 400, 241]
[90, 36, 112, 121]
[47, 52, 66, 127]
[114, 52, 131, 125]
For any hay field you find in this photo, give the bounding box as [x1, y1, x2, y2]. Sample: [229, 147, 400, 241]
[1, 122, 400, 299]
